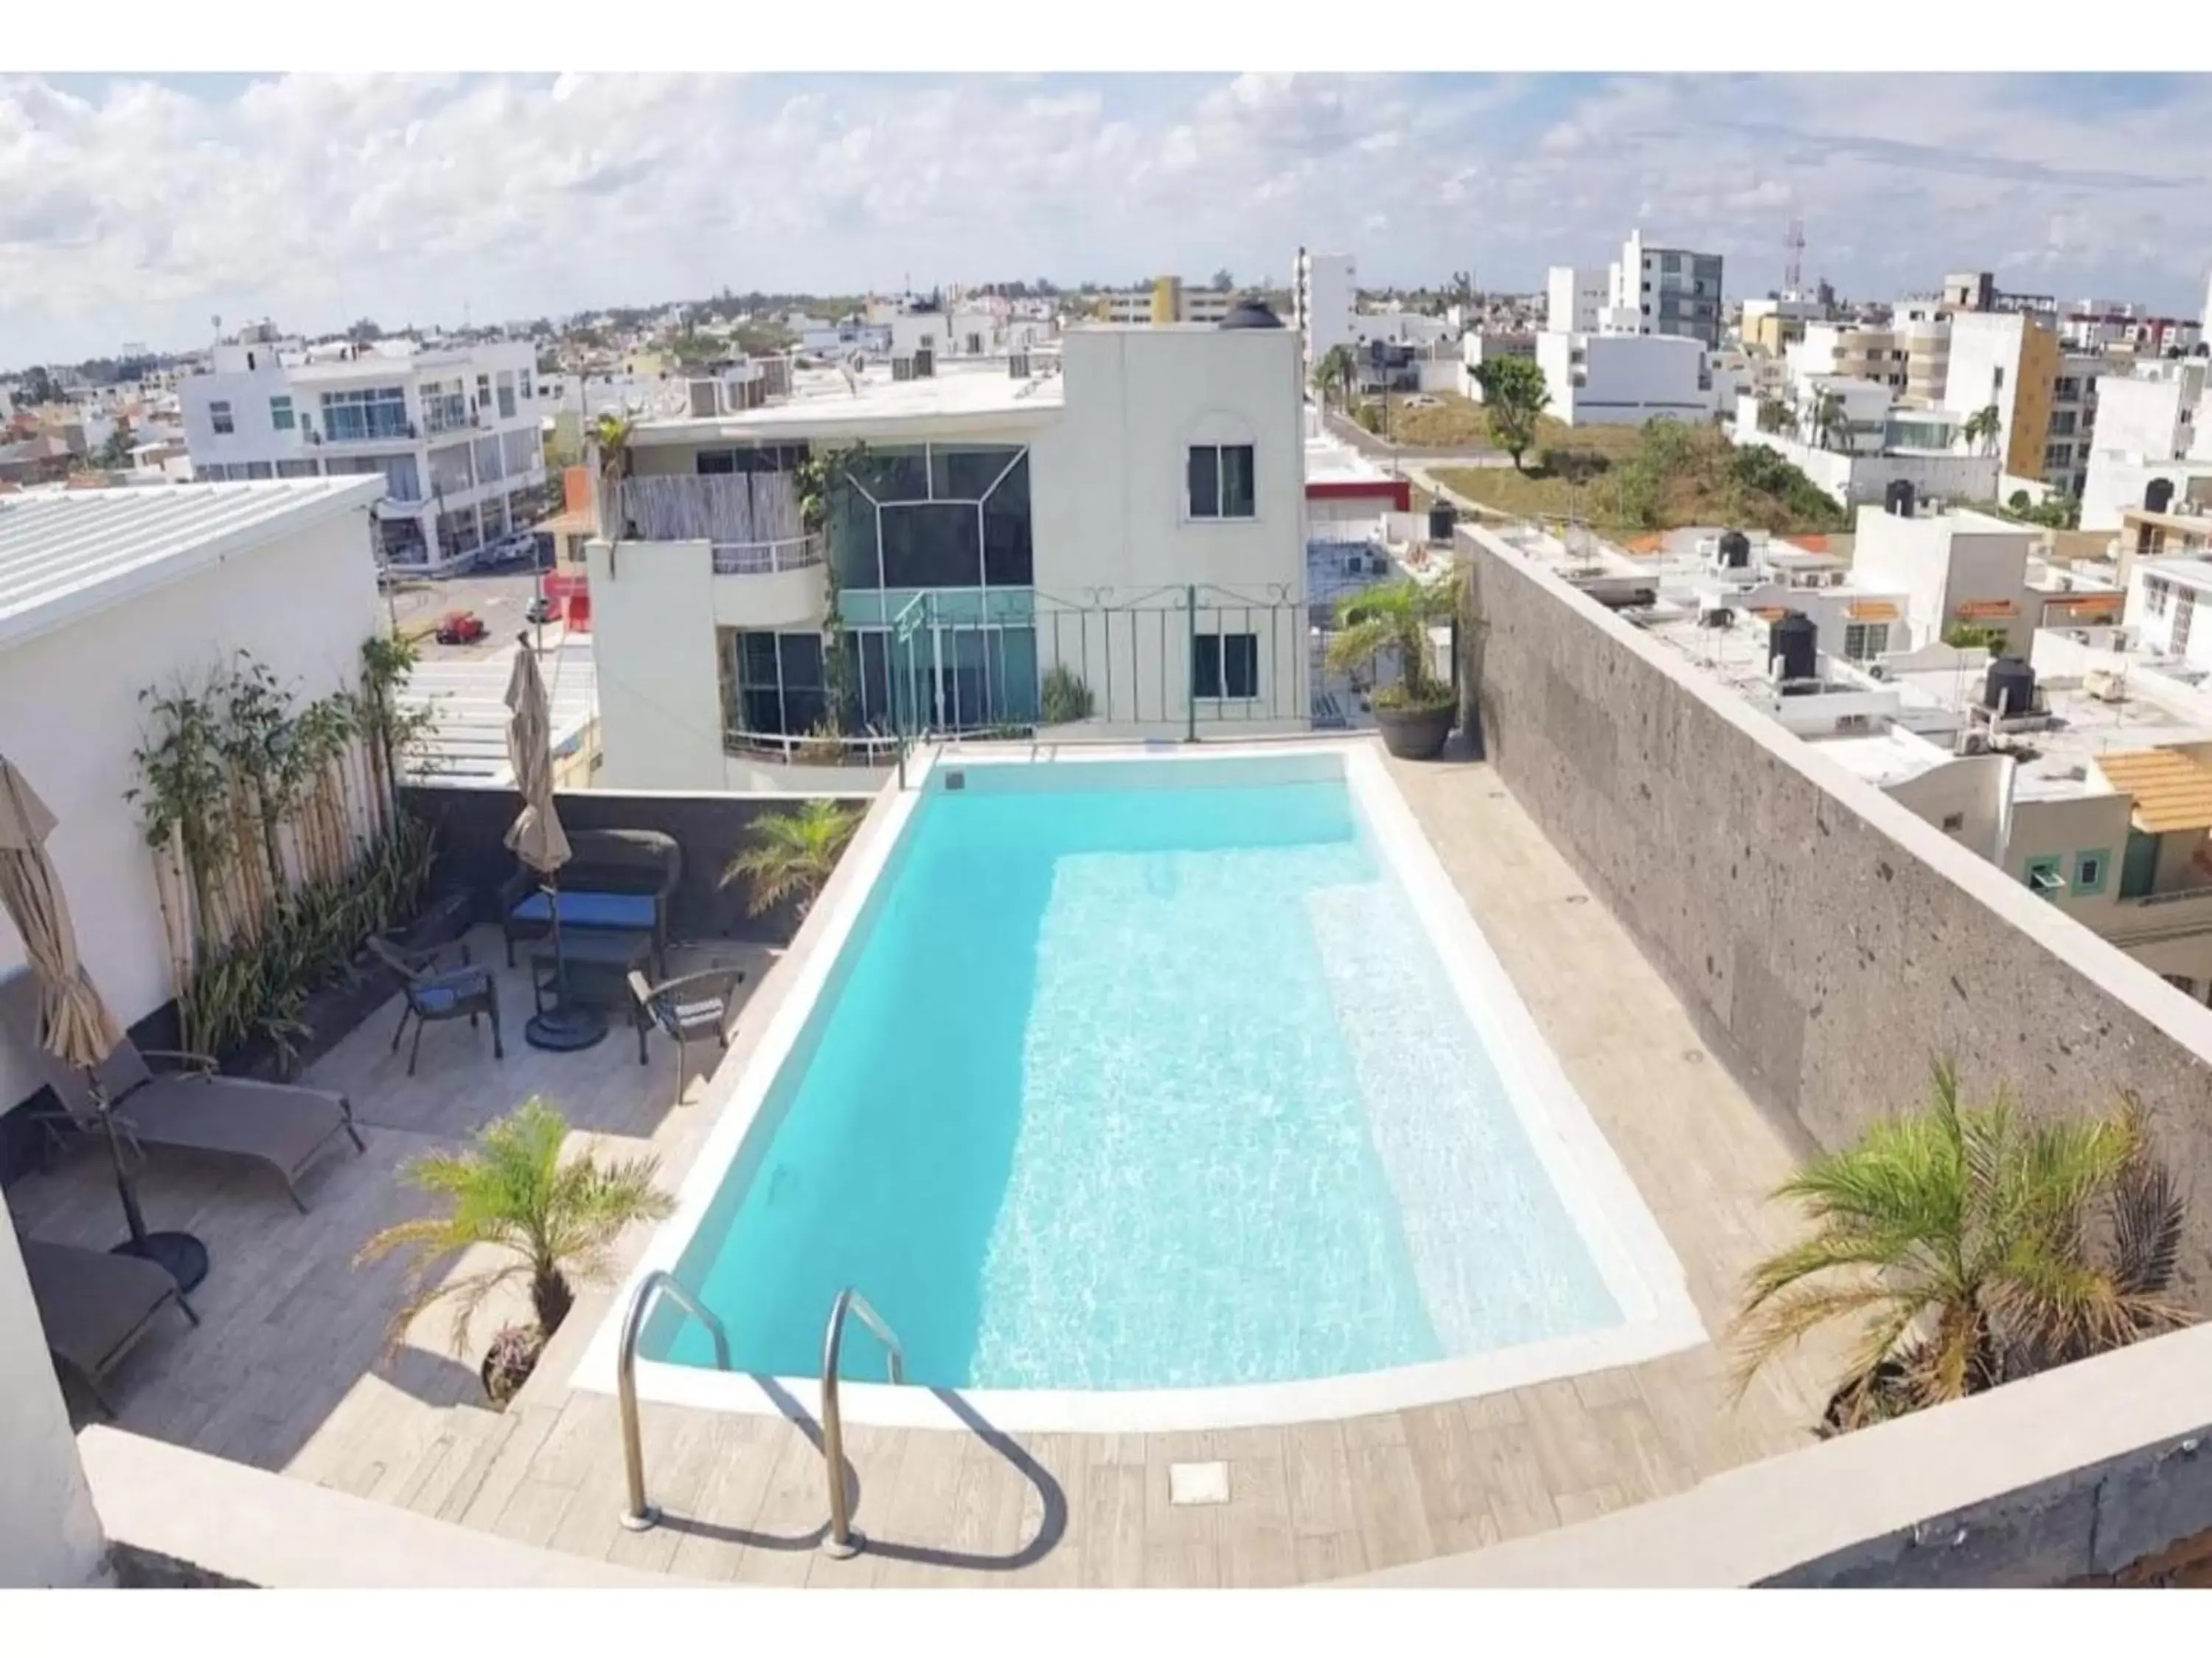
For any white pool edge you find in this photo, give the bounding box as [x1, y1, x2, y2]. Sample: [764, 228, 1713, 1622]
[574, 738, 1707, 1434]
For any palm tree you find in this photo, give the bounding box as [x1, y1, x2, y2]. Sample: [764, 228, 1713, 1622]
[1755, 396, 1792, 436]
[1732, 1062, 2189, 1436]
[1312, 344, 1357, 413]
[1325, 577, 1459, 710]
[589, 411, 633, 542]
[1809, 390, 1848, 453]
[720, 799, 862, 918]
[355, 1097, 674, 1356]
[1961, 403, 2003, 458]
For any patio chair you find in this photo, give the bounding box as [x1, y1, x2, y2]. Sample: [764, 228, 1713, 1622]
[36, 1040, 364, 1214]
[369, 935, 504, 1078]
[20, 1235, 198, 1418]
[627, 964, 745, 1107]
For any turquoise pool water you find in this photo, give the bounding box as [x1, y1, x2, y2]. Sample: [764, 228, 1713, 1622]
[648, 755, 1622, 1392]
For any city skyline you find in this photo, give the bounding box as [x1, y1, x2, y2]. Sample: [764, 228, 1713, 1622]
[4, 71, 2211, 367]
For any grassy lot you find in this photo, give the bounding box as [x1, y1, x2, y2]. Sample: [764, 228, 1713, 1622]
[1354, 394, 1652, 463]
[1430, 421, 1848, 537]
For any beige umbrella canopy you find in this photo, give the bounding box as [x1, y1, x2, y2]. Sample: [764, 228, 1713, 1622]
[0, 753, 123, 1070]
[505, 639, 601, 1050]
[504, 641, 571, 877]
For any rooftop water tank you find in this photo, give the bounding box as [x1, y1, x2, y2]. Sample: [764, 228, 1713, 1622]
[1986, 655, 2037, 718]
[1219, 299, 1286, 330]
[1885, 479, 1916, 518]
[1771, 610, 1818, 686]
[1718, 530, 1751, 569]
[2146, 477, 2176, 515]
[1428, 502, 1458, 544]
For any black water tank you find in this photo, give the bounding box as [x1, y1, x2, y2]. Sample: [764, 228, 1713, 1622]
[2146, 477, 2176, 515]
[1986, 655, 2036, 717]
[1219, 298, 1285, 330]
[1718, 530, 1751, 568]
[1428, 501, 1457, 544]
[1771, 610, 1818, 684]
[1886, 479, 1916, 518]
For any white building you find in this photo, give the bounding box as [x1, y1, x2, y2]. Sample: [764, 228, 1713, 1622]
[1733, 375, 1997, 509]
[180, 335, 548, 575]
[2079, 360, 2211, 533]
[1102, 282, 1234, 327]
[1534, 330, 1718, 426]
[0, 481, 383, 1103]
[1293, 249, 1357, 372]
[1461, 331, 1538, 400]
[1606, 230, 1725, 347]
[585, 314, 1310, 791]
[1545, 266, 1609, 335]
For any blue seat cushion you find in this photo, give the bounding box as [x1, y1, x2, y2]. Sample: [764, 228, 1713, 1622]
[509, 891, 655, 931]
[414, 985, 462, 1013]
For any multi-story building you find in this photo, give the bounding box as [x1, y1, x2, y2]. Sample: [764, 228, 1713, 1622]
[2079, 359, 2211, 533]
[1604, 230, 1725, 347]
[1731, 383, 1994, 510]
[1102, 280, 1234, 327]
[583, 308, 1310, 791]
[180, 333, 546, 575]
[2058, 302, 2202, 356]
[1533, 330, 1720, 426]
[1941, 311, 2101, 495]
[1545, 266, 1609, 335]
[1784, 313, 1950, 407]
[1293, 249, 1357, 372]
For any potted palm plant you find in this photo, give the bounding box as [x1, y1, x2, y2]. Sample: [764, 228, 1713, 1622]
[1732, 1061, 2189, 1437]
[354, 1097, 675, 1405]
[720, 798, 863, 922]
[1326, 576, 1461, 760]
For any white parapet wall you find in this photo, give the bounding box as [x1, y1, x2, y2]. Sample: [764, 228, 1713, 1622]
[0, 1190, 108, 1587]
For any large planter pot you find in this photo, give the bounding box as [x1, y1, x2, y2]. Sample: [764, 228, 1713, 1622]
[1373, 701, 1456, 760]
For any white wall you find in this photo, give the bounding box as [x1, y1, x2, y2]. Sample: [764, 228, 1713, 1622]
[1733, 427, 2000, 510]
[1296, 251, 1357, 368]
[0, 507, 380, 1111]
[0, 1187, 108, 1586]
[585, 539, 728, 791]
[1031, 326, 1308, 729]
[1545, 266, 1604, 333]
[1536, 330, 1714, 426]
[1849, 507, 2036, 651]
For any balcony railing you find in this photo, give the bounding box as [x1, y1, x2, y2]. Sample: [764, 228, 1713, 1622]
[712, 535, 825, 576]
[722, 728, 902, 767]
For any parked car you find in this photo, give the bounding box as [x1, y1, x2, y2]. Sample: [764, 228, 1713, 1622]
[435, 611, 487, 645]
[524, 597, 556, 626]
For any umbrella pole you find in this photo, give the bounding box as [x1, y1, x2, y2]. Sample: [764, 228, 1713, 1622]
[86, 1069, 210, 1294]
[524, 869, 606, 1052]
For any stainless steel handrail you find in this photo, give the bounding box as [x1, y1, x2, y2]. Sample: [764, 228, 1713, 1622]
[820, 1286, 907, 1558]
[617, 1269, 730, 1531]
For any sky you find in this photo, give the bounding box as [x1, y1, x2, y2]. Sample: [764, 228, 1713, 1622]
[4, 71, 2211, 368]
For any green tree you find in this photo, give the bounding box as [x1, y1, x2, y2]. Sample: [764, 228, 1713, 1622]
[97, 421, 134, 470]
[1962, 403, 2003, 458]
[1470, 356, 1550, 473]
[1210, 268, 1235, 293]
[18, 365, 59, 408]
[354, 1097, 675, 1353]
[1312, 344, 1357, 412]
[720, 799, 863, 918]
[589, 412, 632, 542]
[1325, 577, 1459, 712]
[1755, 395, 1793, 435]
[1809, 390, 1848, 452]
[1733, 1062, 2189, 1435]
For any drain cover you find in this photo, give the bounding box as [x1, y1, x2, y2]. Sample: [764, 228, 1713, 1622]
[1168, 1461, 1230, 1506]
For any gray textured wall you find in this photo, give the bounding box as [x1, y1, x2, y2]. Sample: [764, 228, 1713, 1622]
[1459, 524, 2212, 1298]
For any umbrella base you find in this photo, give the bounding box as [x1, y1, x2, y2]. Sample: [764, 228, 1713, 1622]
[525, 1002, 608, 1052]
[114, 1230, 210, 1294]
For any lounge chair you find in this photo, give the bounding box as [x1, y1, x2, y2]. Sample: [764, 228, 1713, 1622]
[627, 964, 745, 1107]
[38, 1038, 365, 1213]
[20, 1235, 198, 1418]
[369, 935, 503, 1076]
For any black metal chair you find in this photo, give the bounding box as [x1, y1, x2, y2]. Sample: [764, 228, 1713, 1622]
[369, 937, 504, 1077]
[627, 965, 745, 1107]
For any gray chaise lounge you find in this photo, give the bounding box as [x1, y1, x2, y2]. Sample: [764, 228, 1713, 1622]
[43, 1039, 365, 1213]
[21, 1235, 198, 1417]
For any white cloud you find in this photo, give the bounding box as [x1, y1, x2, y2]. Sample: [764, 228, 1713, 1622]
[3, 72, 2210, 366]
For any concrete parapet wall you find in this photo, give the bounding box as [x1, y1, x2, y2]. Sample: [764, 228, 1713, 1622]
[1458, 519, 2212, 1294]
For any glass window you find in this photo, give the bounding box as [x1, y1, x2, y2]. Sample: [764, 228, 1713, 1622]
[2023, 854, 2064, 898]
[1192, 632, 1259, 699]
[880, 502, 982, 588]
[2073, 850, 2110, 896]
[519, 372, 534, 403]
[209, 400, 234, 434]
[496, 372, 517, 420]
[982, 453, 1033, 585]
[244, 461, 274, 480]
[1188, 444, 1255, 520]
[728, 629, 830, 737]
[930, 445, 1018, 500]
[849, 447, 930, 503]
[427, 443, 474, 496]
[320, 385, 409, 440]
[269, 395, 295, 431]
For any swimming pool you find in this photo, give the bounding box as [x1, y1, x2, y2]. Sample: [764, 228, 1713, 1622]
[588, 743, 1701, 1431]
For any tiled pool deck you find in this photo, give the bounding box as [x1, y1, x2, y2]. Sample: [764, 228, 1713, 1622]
[10, 743, 1841, 1586]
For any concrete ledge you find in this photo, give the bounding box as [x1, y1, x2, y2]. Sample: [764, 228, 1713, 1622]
[78, 1427, 720, 1589]
[1334, 1322, 2212, 1587]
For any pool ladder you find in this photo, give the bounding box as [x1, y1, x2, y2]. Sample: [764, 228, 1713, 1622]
[615, 1272, 908, 1558]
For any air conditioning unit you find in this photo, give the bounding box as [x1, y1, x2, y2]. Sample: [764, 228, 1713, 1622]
[1009, 352, 1031, 379]
[891, 357, 914, 383]
[687, 380, 720, 418]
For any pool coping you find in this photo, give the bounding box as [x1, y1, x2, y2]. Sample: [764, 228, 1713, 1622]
[571, 737, 1706, 1433]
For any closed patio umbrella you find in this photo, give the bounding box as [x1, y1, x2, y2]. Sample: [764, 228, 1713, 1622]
[506, 638, 602, 1050]
[0, 752, 208, 1290]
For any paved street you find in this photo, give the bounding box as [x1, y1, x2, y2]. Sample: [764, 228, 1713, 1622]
[380, 566, 554, 662]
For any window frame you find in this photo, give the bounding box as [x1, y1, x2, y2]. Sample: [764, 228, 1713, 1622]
[1192, 631, 1261, 701]
[209, 400, 234, 435]
[2072, 849, 2110, 896]
[268, 395, 295, 432]
[2023, 854, 2066, 898]
[1186, 442, 1257, 523]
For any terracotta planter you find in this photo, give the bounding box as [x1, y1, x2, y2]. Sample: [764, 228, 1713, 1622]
[1373, 701, 1455, 760]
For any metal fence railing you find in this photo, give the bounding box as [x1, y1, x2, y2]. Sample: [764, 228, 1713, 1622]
[711, 535, 825, 576]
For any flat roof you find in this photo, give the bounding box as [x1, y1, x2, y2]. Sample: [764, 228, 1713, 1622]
[630, 361, 1065, 443]
[0, 478, 380, 653]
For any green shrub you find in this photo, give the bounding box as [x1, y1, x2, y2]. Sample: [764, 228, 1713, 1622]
[1040, 665, 1094, 724]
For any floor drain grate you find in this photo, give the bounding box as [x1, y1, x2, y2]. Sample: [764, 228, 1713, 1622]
[1168, 1461, 1231, 1506]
